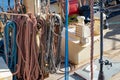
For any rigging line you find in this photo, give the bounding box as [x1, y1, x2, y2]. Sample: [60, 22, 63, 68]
[65, 0, 69, 80]
[0, 12, 29, 17]
[90, 0, 94, 80]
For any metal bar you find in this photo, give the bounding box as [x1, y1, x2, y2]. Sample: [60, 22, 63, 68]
[65, 0, 69, 80]
[99, 0, 104, 73]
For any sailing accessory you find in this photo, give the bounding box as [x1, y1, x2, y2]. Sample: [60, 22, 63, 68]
[90, 0, 94, 80]
[65, 0, 69, 80]
[4, 21, 17, 80]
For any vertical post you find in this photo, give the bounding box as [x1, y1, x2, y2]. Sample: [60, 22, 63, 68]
[90, 0, 94, 80]
[98, 0, 104, 80]
[100, 0, 103, 73]
[65, 0, 69, 80]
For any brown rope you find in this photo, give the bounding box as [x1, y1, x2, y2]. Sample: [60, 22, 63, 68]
[12, 14, 43, 80]
[90, 0, 94, 80]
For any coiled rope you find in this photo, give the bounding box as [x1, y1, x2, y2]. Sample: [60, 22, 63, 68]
[37, 16, 49, 79]
[36, 13, 63, 78]
[12, 14, 42, 80]
[47, 14, 63, 73]
[4, 21, 17, 80]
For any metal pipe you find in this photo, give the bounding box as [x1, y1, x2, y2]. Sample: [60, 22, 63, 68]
[98, 1, 105, 79]
[65, 0, 69, 80]
[99, 0, 104, 73]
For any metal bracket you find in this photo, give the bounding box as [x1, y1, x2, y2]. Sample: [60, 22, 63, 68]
[99, 59, 112, 67]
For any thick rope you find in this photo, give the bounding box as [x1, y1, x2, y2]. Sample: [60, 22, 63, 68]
[4, 21, 17, 80]
[12, 14, 42, 80]
[36, 14, 63, 77]
[90, 0, 94, 80]
[48, 14, 63, 73]
[37, 17, 48, 79]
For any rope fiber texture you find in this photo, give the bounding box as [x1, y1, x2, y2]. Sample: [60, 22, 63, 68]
[4, 21, 17, 80]
[48, 14, 63, 73]
[37, 13, 63, 75]
[12, 14, 42, 80]
[90, 0, 94, 80]
[2, 3, 63, 79]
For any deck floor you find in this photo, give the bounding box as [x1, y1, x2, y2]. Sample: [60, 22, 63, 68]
[45, 14, 120, 80]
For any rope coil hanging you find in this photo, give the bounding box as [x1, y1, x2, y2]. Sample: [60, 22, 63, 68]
[4, 21, 17, 80]
[46, 14, 63, 73]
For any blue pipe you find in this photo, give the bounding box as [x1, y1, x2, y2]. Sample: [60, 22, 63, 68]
[4, 21, 17, 80]
[65, 0, 69, 80]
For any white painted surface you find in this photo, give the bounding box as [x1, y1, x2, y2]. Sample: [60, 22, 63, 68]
[0, 57, 12, 80]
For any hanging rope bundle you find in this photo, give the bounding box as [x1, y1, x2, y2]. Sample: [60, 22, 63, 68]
[90, 0, 94, 80]
[11, 14, 42, 80]
[37, 16, 49, 79]
[47, 14, 63, 73]
[36, 13, 63, 75]
[4, 21, 17, 80]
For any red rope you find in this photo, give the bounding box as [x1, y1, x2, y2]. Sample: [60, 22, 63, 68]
[90, 0, 94, 80]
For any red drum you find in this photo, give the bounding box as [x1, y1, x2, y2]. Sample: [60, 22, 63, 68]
[69, 0, 79, 15]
